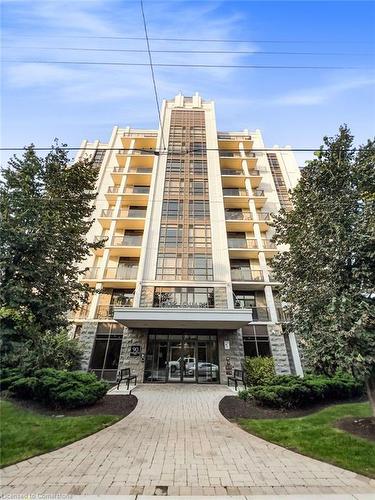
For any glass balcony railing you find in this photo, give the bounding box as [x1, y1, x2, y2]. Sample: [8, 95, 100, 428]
[118, 149, 154, 156]
[96, 300, 133, 319]
[128, 208, 147, 218]
[225, 210, 251, 221]
[276, 307, 290, 323]
[107, 186, 120, 194]
[227, 238, 258, 249]
[262, 239, 277, 249]
[252, 189, 265, 197]
[220, 151, 256, 158]
[234, 304, 270, 321]
[221, 169, 244, 175]
[113, 167, 125, 173]
[223, 188, 248, 196]
[217, 134, 252, 141]
[230, 269, 265, 281]
[123, 132, 157, 138]
[111, 235, 143, 247]
[83, 267, 138, 280]
[256, 211, 272, 221]
[128, 167, 152, 173]
[100, 208, 147, 218]
[126, 186, 150, 194]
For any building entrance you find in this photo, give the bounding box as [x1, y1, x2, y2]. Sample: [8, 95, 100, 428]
[144, 331, 219, 383]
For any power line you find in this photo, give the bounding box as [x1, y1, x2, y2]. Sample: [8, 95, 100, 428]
[3, 34, 372, 44]
[140, 0, 166, 151]
[3, 60, 365, 70]
[3, 46, 370, 57]
[0, 147, 362, 152]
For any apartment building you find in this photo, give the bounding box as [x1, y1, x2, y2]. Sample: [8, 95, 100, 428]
[72, 93, 303, 384]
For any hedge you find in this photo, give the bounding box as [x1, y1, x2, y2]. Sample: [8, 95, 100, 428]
[8, 368, 109, 409]
[239, 373, 363, 409]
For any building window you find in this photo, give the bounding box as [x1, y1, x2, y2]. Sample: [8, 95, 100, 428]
[153, 287, 215, 308]
[242, 325, 271, 357]
[89, 323, 124, 381]
[92, 149, 105, 167]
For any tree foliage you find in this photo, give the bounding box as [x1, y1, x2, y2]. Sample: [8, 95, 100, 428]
[272, 126, 375, 407]
[0, 143, 103, 360]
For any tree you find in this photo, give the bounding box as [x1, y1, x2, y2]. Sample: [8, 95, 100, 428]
[0, 143, 103, 360]
[272, 126, 375, 413]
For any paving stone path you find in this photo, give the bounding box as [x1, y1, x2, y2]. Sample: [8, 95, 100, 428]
[1, 384, 374, 496]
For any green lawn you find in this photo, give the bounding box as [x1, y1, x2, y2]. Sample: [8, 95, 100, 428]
[240, 402, 374, 478]
[0, 400, 122, 468]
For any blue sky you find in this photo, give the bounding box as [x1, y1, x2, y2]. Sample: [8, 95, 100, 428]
[1, 0, 375, 166]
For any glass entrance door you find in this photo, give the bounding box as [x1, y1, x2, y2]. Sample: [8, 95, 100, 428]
[145, 331, 219, 383]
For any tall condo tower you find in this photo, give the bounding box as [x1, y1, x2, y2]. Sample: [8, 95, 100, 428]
[72, 93, 303, 384]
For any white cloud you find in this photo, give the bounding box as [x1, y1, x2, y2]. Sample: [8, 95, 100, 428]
[268, 77, 375, 106]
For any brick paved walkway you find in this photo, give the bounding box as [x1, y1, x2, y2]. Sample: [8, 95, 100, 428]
[1, 385, 374, 496]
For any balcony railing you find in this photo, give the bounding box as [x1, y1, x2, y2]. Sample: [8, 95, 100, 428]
[262, 239, 277, 249]
[221, 169, 244, 176]
[111, 235, 143, 247]
[256, 211, 272, 221]
[225, 210, 251, 221]
[223, 188, 248, 196]
[249, 169, 260, 176]
[277, 307, 290, 323]
[113, 166, 125, 173]
[218, 134, 252, 141]
[252, 189, 265, 197]
[108, 186, 120, 194]
[100, 208, 147, 218]
[230, 269, 265, 281]
[128, 167, 152, 173]
[96, 300, 133, 319]
[123, 132, 157, 138]
[83, 267, 138, 280]
[126, 186, 150, 194]
[118, 149, 154, 156]
[227, 238, 258, 249]
[220, 151, 256, 158]
[128, 208, 147, 218]
[234, 304, 270, 321]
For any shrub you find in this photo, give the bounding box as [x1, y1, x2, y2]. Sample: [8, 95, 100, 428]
[243, 356, 275, 387]
[249, 373, 364, 409]
[9, 377, 38, 399]
[9, 368, 108, 409]
[238, 389, 251, 401]
[18, 330, 83, 374]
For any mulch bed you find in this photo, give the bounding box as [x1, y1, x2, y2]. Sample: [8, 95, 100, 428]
[219, 395, 367, 421]
[8, 394, 138, 417]
[336, 416, 375, 442]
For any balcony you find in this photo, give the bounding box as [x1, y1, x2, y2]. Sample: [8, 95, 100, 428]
[82, 266, 138, 286]
[220, 151, 256, 158]
[116, 147, 155, 167]
[217, 134, 253, 152]
[228, 238, 259, 258]
[277, 307, 290, 323]
[261, 239, 277, 256]
[251, 189, 267, 208]
[121, 133, 157, 150]
[102, 235, 143, 256]
[221, 168, 244, 176]
[231, 269, 265, 282]
[96, 300, 133, 319]
[98, 207, 146, 229]
[234, 304, 270, 322]
[223, 188, 249, 209]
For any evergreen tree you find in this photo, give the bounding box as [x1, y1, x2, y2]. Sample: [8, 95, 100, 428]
[0, 143, 103, 359]
[272, 126, 375, 412]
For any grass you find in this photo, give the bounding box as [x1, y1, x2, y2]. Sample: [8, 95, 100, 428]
[0, 400, 122, 468]
[240, 402, 375, 478]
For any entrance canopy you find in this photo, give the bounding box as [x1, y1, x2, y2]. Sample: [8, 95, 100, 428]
[113, 308, 251, 329]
